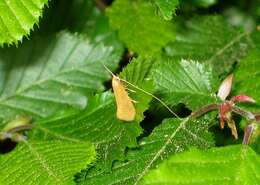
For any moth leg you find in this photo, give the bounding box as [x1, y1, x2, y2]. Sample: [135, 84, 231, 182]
[125, 87, 136, 93]
[131, 99, 138, 103]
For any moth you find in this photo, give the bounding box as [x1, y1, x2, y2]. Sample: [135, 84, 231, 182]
[103, 64, 179, 122]
[112, 75, 136, 121]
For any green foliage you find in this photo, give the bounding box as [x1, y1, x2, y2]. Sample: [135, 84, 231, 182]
[154, 59, 219, 110]
[234, 49, 260, 111]
[77, 117, 214, 184]
[0, 0, 259, 184]
[164, 16, 255, 76]
[0, 141, 95, 185]
[30, 54, 156, 171]
[191, 0, 217, 7]
[142, 145, 260, 185]
[107, 0, 175, 56]
[0, 31, 122, 123]
[31, 92, 142, 171]
[152, 0, 179, 20]
[39, 0, 123, 50]
[39, 0, 94, 33]
[0, 0, 48, 46]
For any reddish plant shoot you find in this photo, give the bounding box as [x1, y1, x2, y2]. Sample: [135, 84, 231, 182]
[192, 74, 256, 141]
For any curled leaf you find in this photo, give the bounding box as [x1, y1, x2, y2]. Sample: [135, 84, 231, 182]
[3, 116, 32, 133]
[0, 115, 32, 142]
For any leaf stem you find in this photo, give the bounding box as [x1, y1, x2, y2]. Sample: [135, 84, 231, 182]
[191, 104, 219, 118]
[242, 124, 255, 145]
[232, 106, 256, 120]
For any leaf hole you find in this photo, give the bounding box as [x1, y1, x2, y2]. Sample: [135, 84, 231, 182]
[0, 139, 17, 154]
[139, 103, 192, 138]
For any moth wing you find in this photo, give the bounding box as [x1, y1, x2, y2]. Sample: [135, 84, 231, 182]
[112, 76, 136, 121]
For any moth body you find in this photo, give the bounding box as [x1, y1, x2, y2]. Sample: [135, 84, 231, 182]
[112, 75, 136, 121]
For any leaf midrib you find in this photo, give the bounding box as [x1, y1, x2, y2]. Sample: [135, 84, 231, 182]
[206, 32, 249, 63]
[133, 117, 190, 185]
[0, 62, 99, 103]
[24, 141, 63, 183]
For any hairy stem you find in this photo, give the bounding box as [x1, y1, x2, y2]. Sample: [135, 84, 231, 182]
[191, 104, 219, 118]
[232, 106, 255, 120]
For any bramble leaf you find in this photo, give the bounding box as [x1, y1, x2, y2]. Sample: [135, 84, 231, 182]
[0, 140, 96, 185]
[77, 117, 214, 184]
[142, 145, 260, 185]
[0, 0, 49, 46]
[0, 31, 122, 122]
[154, 59, 219, 110]
[70, 57, 154, 174]
[152, 0, 179, 20]
[107, 0, 175, 56]
[164, 16, 255, 76]
[30, 92, 142, 172]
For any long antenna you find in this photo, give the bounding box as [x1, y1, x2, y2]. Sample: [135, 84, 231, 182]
[102, 63, 115, 76]
[102, 63, 181, 120]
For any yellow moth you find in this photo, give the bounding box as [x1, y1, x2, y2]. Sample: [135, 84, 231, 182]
[112, 75, 136, 121]
[103, 64, 179, 122]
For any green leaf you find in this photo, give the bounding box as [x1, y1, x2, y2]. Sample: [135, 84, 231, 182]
[39, 0, 123, 50]
[251, 30, 260, 51]
[142, 145, 260, 185]
[2, 115, 31, 132]
[234, 49, 260, 111]
[0, 31, 122, 122]
[0, 0, 48, 46]
[78, 117, 214, 184]
[0, 140, 96, 185]
[107, 0, 175, 56]
[164, 16, 255, 76]
[252, 135, 260, 154]
[191, 0, 217, 7]
[31, 92, 142, 171]
[39, 0, 94, 33]
[69, 57, 155, 177]
[154, 59, 219, 110]
[152, 0, 179, 20]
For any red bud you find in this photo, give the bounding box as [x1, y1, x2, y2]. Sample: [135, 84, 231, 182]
[231, 95, 256, 103]
[217, 74, 233, 101]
